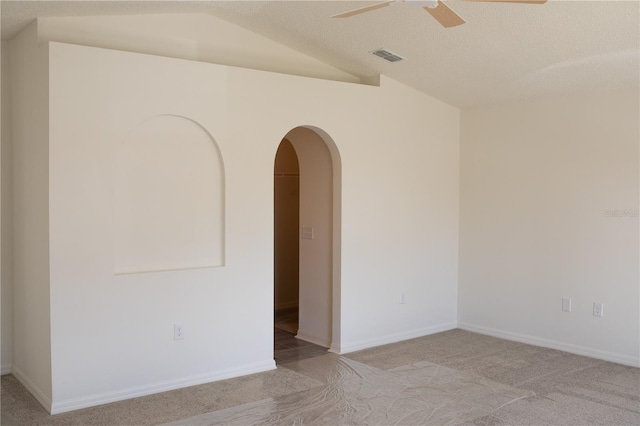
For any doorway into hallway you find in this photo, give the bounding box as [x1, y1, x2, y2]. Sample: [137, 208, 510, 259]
[273, 126, 341, 362]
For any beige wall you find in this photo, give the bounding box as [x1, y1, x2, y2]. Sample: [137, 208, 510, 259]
[1, 40, 13, 375]
[459, 91, 640, 366]
[8, 23, 52, 407]
[39, 42, 460, 413]
[274, 139, 299, 311]
[288, 128, 334, 347]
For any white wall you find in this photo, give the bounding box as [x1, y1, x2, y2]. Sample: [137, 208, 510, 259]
[1, 40, 13, 376]
[37, 14, 359, 85]
[288, 128, 334, 347]
[48, 42, 252, 413]
[8, 23, 52, 407]
[228, 69, 460, 354]
[459, 91, 640, 367]
[39, 40, 460, 413]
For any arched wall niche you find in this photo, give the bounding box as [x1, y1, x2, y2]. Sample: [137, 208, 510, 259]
[114, 114, 225, 275]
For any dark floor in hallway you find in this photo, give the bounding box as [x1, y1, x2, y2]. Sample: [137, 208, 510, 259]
[274, 328, 328, 365]
[273, 307, 328, 365]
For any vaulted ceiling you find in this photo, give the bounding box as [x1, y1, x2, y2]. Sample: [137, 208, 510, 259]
[2, 1, 639, 108]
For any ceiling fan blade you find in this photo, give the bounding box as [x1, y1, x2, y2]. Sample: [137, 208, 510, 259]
[460, 0, 547, 4]
[424, 1, 465, 28]
[332, 1, 395, 18]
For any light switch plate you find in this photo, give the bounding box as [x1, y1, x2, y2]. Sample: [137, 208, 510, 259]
[593, 303, 604, 317]
[562, 298, 571, 313]
[302, 226, 314, 240]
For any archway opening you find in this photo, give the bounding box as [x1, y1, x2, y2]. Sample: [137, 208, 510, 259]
[274, 140, 300, 334]
[273, 126, 342, 362]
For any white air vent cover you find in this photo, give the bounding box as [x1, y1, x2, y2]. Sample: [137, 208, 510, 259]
[372, 49, 405, 63]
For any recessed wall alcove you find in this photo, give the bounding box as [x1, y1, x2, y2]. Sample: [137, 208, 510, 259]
[114, 114, 225, 274]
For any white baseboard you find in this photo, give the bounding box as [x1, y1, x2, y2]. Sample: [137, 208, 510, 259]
[12, 365, 53, 413]
[458, 322, 640, 368]
[50, 360, 276, 415]
[296, 330, 330, 348]
[331, 322, 457, 355]
[1, 363, 12, 375]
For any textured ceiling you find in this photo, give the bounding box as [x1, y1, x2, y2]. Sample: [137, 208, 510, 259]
[2, 1, 639, 108]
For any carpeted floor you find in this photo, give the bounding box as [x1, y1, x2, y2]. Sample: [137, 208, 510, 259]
[2, 329, 639, 425]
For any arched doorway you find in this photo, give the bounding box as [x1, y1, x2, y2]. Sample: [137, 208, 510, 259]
[273, 126, 342, 359]
[273, 140, 300, 334]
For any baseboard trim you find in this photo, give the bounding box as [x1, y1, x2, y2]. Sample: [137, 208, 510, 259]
[458, 322, 640, 368]
[1, 363, 12, 375]
[12, 365, 53, 413]
[50, 359, 276, 415]
[331, 322, 457, 354]
[295, 330, 330, 348]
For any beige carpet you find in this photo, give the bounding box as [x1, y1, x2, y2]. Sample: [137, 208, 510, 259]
[346, 329, 640, 425]
[164, 354, 532, 425]
[2, 329, 639, 425]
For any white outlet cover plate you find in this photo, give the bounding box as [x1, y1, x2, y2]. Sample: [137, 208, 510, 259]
[174, 324, 185, 340]
[593, 303, 604, 317]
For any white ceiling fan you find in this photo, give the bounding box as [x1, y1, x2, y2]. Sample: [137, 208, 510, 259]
[332, 0, 547, 28]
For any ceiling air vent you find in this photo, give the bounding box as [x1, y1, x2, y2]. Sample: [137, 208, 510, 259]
[372, 49, 405, 63]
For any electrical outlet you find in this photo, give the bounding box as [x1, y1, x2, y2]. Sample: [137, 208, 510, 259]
[593, 303, 604, 318]
[562, 298, 571, 313]
[174, 324, 185, 340]
[400, 293, 406, 304]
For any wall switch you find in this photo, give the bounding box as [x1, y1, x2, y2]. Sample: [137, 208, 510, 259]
[400, 293, 406, 304]
[562, 298, 571, 313]
[301, 226, 314, 240]
[593, 303, 604, 318]
[174, 324, 185, 340]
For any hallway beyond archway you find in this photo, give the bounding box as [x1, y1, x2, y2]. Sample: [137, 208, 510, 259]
[273, 126, 342, 353]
